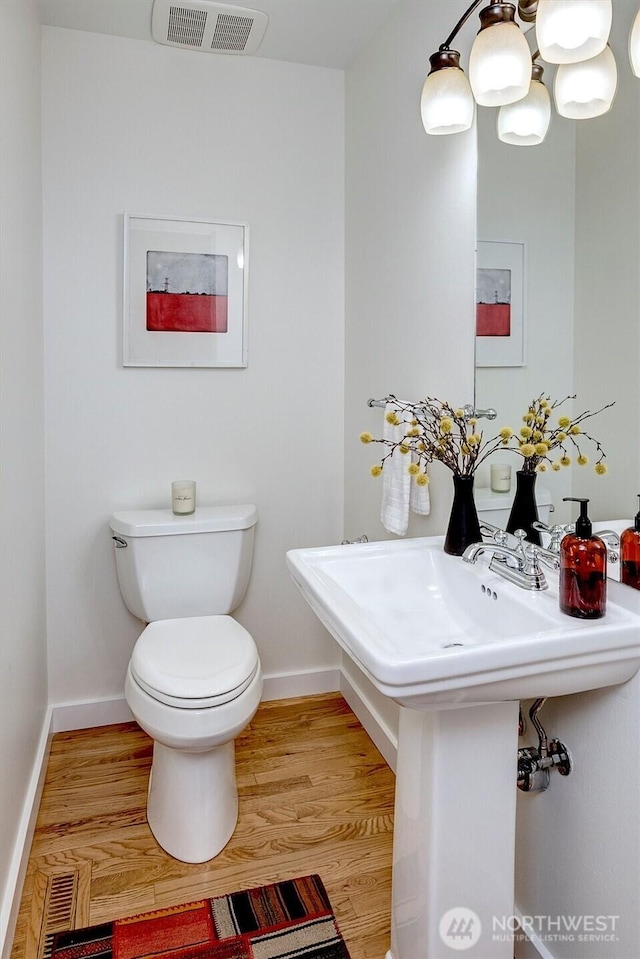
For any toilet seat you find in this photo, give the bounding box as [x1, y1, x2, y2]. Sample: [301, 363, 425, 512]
[130, 615, 259, 709]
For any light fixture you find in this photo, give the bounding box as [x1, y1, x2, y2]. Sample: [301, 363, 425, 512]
[420, 0, 637, 146]
[498, 61, 551, 144]
[421, 50, 475, 135]
[554, 44, 618, 118]
[630, 7, 640, 78]
[535, 0, 612, 64]
[469, 2, 532, 106]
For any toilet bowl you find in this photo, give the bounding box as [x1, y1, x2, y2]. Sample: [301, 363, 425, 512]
[110, 505, 262, 863]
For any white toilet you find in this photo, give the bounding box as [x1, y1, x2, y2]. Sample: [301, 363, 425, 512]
[109, 504, 262, 864]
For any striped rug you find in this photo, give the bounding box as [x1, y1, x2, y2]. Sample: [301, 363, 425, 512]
[49, 874, 350, 959]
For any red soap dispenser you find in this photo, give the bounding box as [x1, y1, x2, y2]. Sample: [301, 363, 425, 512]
[559, 497, 607, 619]
[620, 494, 640, 590]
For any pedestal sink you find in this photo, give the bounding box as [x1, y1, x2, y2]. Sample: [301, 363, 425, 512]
[286, 535, 640, 959]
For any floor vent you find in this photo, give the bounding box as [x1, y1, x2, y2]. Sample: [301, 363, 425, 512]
[29, 868, 86, 959]
[152, 1, 269, 55]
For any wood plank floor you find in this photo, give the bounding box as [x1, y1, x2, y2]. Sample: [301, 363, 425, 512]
[10, 693, 396, 959]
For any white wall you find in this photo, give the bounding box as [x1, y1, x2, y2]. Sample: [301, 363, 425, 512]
[41, 27, 345, 706]
[0, 0, 48, 947]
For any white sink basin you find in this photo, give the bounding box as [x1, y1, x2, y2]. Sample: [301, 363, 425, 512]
[286, 535, 640, 708]
[288, 533, 640, 959]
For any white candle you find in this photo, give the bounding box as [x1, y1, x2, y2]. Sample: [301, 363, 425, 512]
[490, 464, 512, 493]
[172, 480, 196, 515]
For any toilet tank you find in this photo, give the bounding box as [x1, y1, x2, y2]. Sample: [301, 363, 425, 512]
[110, 505, 257, 622]
[474, 486, 552, 529]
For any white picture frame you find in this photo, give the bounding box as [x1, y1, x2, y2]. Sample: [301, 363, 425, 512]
[123, 214, 248, 368]
[475, 240, 526, 368]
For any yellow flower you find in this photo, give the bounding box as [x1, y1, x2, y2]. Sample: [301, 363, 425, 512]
[569, 425, 581, 435]
[535, 415, 546, 425]
[359, 432, 373, 444]
[577, 455, 588, 466]
[440, 417, 453, 434]
[595, 462, 608, 475]
[558, 416, 571, 428]
[370, 465, 382, 477]
[520, 443, 536, 457]
[520, 426, 533, 439]
[405, 426, 420, 437]
[385, 411, 399, 425]
[454, 409, 465, 418]
[461, 443, 470, 455]
[535, 443, 549, 456]
[398, 443, 410, 454]
[556, 431, 567, 442]
[467, 434, 481, 446]
[552, 461, 562, 471]
[407, 463, 420, 475]
[532, 430, 543, 442]
[416, 473, 430, 486]
[540, 399, 550, 410]
[560, 455, 571, 467]
[499, 426, 513, 441]
[523, 412, 535, 424]
[536, 463, 548, 472]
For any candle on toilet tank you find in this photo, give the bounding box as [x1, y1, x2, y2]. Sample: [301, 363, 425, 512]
[490, 464, 512, 493]
[172, 480, 196, 515]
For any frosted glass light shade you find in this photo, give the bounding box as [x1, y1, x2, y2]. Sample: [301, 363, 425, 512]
[498, 78, 551, 145]
[630, 8, 640, 78]
[536, 0, 612, 64]
[554, 44, 617, 118]
[469, 21, 532, 106]
[421, 67, 475, 135]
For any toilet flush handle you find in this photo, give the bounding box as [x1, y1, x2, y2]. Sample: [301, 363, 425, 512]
[112, 536, 128, 549]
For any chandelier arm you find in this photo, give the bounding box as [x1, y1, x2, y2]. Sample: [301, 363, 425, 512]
[440, 0, 484, 51]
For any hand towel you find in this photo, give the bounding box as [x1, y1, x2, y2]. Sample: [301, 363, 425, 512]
[380, 404, 431, 535]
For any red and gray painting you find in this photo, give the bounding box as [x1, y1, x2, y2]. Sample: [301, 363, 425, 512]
[476, 267, 511, 337]
[146, 251, 228, 333]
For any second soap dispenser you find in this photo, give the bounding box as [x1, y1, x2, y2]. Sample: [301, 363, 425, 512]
[559, 497, 607, 619]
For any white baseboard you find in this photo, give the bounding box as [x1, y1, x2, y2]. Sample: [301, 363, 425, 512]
[340, 670, 398, 772]
[0, 706, 53, 959]
[261, 668, 341, 702]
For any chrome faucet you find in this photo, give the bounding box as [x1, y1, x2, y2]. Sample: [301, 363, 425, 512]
[463, 529, 559, 591]
[532, 521, 574, 554]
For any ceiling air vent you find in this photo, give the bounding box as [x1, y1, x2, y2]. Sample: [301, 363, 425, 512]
[151, 0, 268, 55]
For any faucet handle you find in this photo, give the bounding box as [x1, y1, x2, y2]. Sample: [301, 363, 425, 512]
[513, 529, 528, 553]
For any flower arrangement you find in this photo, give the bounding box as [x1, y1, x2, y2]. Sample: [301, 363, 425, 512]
[498, 393, 613, 475]
[360, 396, 506, 481]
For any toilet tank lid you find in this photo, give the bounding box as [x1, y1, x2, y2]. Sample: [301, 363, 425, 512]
[110, 504, 257, 537]
[475, 486, 552, 511]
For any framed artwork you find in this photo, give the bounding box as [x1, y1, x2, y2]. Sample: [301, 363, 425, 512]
[475, 240, 526, 368]
[123, 214, 248, 367]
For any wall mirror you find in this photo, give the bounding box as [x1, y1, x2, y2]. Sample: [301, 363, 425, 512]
[474, 0, 639, 538]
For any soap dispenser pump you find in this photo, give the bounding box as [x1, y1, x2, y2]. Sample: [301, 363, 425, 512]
[559, 497, 607, 619]
[620, 494, 640, 590]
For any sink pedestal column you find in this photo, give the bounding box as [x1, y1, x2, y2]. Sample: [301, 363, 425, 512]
[388, 701, 519, 959]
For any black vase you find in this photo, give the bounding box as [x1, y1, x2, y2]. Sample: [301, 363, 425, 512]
[506, 469, 542, 546]
[444, 474, 482, 556]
